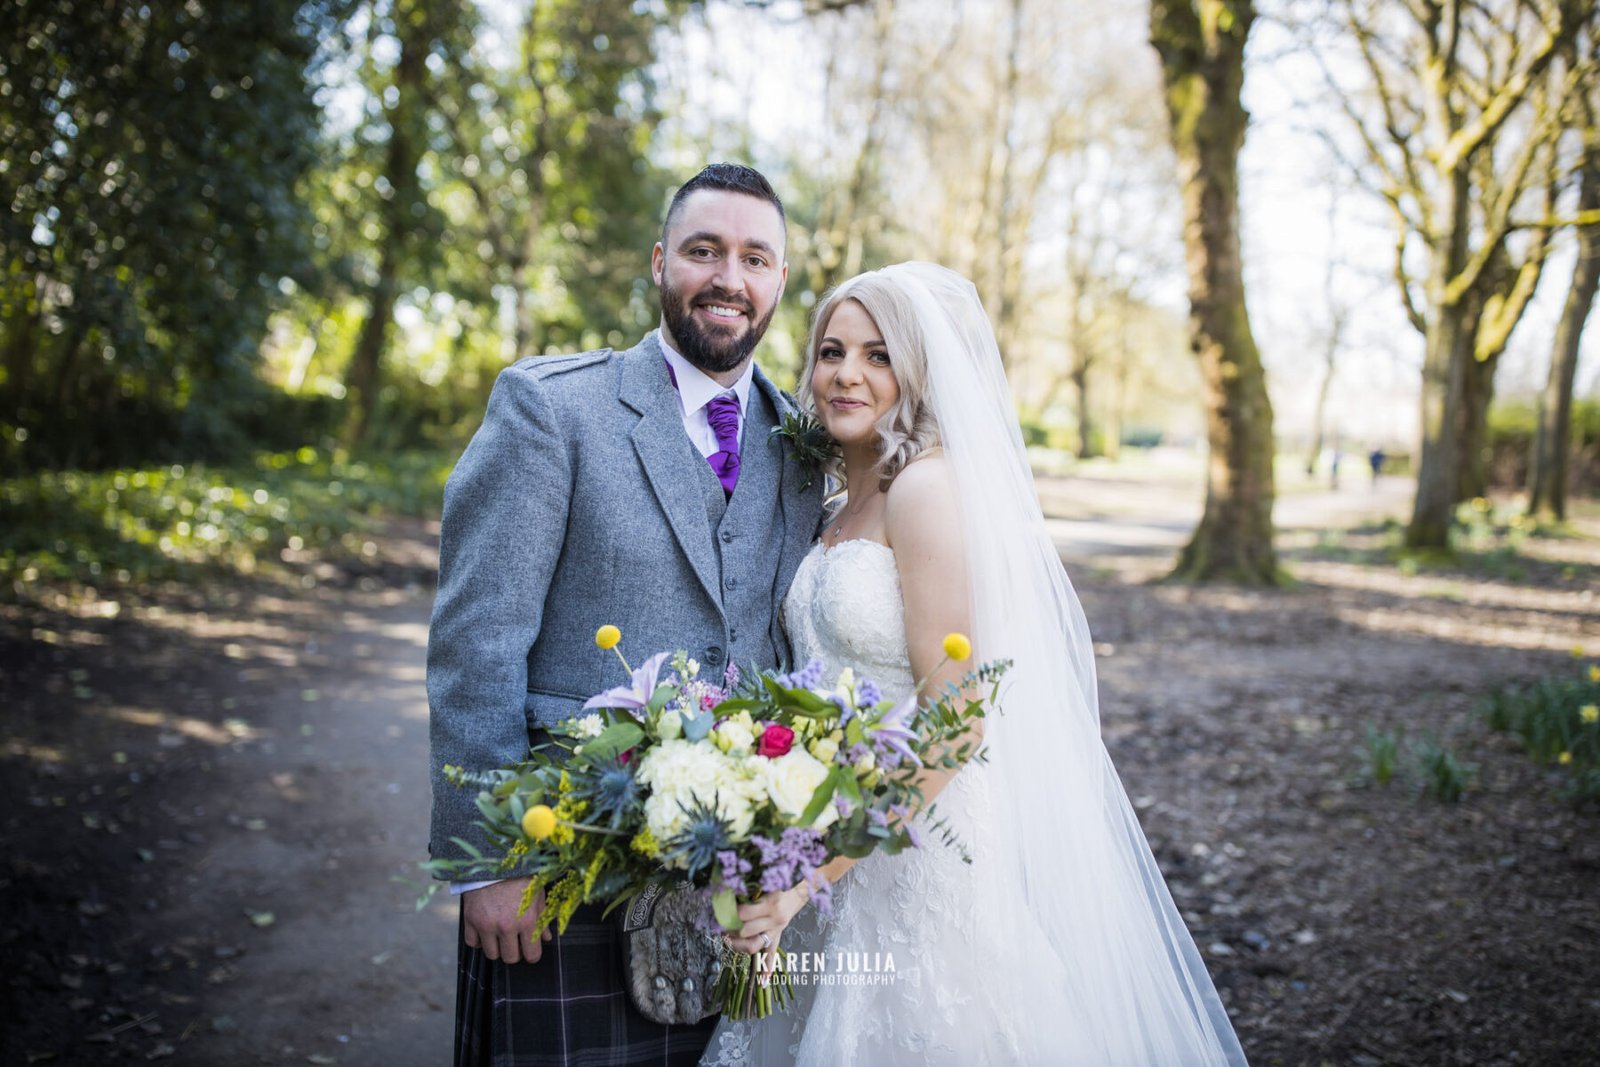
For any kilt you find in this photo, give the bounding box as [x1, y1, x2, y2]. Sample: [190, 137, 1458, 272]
[455, 903, 719, 1067]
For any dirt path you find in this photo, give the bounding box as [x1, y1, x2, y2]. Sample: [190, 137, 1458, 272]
[4, 483, 1598, 1066]
[1, 528, 455, 1066]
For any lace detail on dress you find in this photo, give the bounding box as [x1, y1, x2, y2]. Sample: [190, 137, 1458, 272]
[704, 540, 1011, 1067]
[782, 540, 914, 698]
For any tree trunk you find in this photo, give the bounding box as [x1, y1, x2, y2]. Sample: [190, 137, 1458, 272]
[1406, 159, 1476, 549]
[1073, 360, 1096, 459]
[1151, 0, 1279, 584]
[1530, 144, 1600, 520]
[345, 249, 399, 447]
[1407, 299, 1472, 547]
[1458, 347, 1499, 502]
[344, 5, 426, 446]
[1305, 355, 1334, 477]
[3, 272, 40, 402]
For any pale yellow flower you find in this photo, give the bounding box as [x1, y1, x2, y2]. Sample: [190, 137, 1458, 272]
[1580, 705, 1599, 725]
[1558, 751, 1573, 766]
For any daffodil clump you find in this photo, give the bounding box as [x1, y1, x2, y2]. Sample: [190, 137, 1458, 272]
[1482, 661, 1600, 806]
[426, 625, 1008, 1020]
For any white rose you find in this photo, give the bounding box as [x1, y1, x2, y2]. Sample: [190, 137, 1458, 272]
[760, 748, 838, 830]
[657, 710, 683, 740]
[717, 719, 756, 753]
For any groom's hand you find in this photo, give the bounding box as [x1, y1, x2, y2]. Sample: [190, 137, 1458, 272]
[462, 878, 552, 965]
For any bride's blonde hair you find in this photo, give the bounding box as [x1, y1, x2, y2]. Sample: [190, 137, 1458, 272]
[798, 272, 942, 492]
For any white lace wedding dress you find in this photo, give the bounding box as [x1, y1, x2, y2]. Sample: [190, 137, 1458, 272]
[702, 539, 1049, 1065]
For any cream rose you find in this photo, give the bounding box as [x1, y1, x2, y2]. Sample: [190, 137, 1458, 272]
[759, 748, 838, 830]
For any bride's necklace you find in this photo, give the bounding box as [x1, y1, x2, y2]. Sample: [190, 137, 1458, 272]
[825, 490, 877, 544]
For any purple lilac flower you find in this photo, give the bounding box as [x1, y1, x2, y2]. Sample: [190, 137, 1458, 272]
[833, 795, 854, 819]
[841, 742, 872, 767]
[751, 828, 828, 895]
[867, 807, 889, 829]
[857, 679, 882, 707]
[778, 658, 825, 690]
[905, 823, 924, 849]
[716, 850, 752, 896]
[723, 662, 741, 691]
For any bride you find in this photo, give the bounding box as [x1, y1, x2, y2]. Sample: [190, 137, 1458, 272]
[701, 263, 1247, 1065]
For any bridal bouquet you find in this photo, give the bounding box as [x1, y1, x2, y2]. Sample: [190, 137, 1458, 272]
[428, 625, 1007, 1020]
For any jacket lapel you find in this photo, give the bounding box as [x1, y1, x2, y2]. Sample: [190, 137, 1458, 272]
[620, 335, 722, 609]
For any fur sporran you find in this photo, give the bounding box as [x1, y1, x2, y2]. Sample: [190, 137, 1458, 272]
[619, 881, 728, 1025]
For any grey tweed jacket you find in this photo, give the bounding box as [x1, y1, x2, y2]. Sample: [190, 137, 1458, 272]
[427, 331, 825, 865]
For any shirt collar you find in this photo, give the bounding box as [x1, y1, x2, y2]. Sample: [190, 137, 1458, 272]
[658, 330, 754, 417]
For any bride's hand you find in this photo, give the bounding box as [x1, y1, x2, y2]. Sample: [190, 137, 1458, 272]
[725, 883, 811, 981]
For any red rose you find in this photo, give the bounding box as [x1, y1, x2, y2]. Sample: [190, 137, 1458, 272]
[756, 723, 795, 758]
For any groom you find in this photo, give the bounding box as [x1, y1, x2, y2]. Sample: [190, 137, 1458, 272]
[427, 163, 824, 1065]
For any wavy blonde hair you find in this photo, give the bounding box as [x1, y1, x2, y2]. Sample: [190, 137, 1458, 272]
[798, 271, 943, 492]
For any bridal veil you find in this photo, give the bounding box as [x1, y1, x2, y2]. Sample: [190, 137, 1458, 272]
[876, 261, 1248, 1065]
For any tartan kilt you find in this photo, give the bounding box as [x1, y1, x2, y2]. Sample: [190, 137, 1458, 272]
[455, 903, 719, 1067]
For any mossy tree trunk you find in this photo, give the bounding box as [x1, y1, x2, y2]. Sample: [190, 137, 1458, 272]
[1531, 114, 1600, 520]
[1151, 0, 1279, 584]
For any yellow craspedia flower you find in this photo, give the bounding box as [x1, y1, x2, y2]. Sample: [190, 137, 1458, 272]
[942, 632, 973, 661]
[1558, 751, 1573, 766]
[1581, 705, 1599, 724]
[1588, 665, 1600, 683]
[595, 625, 622, 650]
[1572, 645, 1587, 659]
[521, 804, 558, 840]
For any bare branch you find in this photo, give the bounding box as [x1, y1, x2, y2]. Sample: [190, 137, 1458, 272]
[1439, 2, 1581, 169]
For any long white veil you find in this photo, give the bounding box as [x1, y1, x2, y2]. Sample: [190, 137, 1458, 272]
[882, 262, 1247, 1065]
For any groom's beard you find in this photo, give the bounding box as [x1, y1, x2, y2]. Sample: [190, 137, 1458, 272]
[659, 272, 776, 375]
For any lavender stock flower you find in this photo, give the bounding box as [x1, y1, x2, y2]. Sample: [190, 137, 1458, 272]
[778, 658, 825, 690]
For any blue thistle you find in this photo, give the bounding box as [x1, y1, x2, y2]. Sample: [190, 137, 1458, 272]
[572, 758, 640, 830]
[663, 798, 733, 878]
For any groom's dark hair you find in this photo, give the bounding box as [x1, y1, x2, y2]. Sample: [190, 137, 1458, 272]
[662, 163, 786, 246]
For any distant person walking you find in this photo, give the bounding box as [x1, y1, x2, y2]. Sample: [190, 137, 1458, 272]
[1368, 447, 1385, 487]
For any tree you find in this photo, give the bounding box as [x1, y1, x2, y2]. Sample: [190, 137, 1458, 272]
[340, 1, 466, 446]
[1310, 0, 1591, 547]
[0, 0, 351, 471]
[426, 0, 682, 363]
[1150, 0, 1280, 583]
[1530, 88, 1600, 520]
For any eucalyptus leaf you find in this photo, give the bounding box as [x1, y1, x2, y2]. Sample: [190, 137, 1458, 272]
[712, 888, 742, 932]
[582, 722, 645, 762]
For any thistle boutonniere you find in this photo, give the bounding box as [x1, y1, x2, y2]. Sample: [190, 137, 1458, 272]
[770, 410, 837, 492]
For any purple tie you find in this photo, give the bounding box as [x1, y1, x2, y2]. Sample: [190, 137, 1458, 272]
[705, 392, 741, 497]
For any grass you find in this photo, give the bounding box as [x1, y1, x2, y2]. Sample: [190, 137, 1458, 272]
[2, 447, 454, 599]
